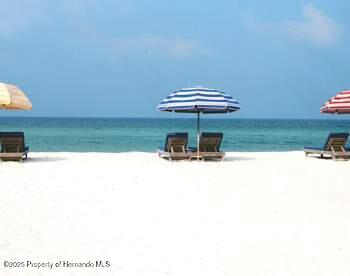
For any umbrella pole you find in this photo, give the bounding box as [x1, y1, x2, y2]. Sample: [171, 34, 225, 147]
[197, 111, 200, 160]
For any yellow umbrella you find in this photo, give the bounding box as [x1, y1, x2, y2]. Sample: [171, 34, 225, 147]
[0, 82, 32, 110]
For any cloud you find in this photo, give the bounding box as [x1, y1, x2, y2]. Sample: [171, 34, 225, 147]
[0, 1, 209, 60]
[0, 1, 44, 36]
[61, 0, 132, 17]
[283, 4, 343, 46]
[249, 3, 343, 47]
[108, 34, 209, 59]
[0, 0, 130, 37]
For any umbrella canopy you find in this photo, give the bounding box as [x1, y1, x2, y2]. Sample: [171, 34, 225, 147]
[158, 86, 240, 159]
[158, 86, 240, 113]
[0, 82, 32, 110]
[321, 90, 350, 114]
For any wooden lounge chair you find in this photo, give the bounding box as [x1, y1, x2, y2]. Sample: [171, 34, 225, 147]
[0, 132, 29, 162]
[157, 132, 191, 161]
[191, 132, 225, 161]
[304, 132, 350, 160]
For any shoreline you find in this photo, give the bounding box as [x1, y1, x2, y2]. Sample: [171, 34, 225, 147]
[0, 151, 346, 165]
[0, 151, 312, 164]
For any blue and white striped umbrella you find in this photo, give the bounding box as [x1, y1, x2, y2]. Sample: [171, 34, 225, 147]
[157, 86, 240, 158]
[157, 86, 240, 113]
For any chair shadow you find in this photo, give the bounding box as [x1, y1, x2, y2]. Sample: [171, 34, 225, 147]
[224, 156, 256, 162]
[25, 156, 68, 163]
[305, 153, 350, 161]
[313, 156, 349, 161]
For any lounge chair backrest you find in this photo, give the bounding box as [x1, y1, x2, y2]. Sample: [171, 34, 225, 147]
[324, 133, 349, 152]
[199, 132, 223, 152]
[165, 133, 188, 153]
[0, 132, 25, 153]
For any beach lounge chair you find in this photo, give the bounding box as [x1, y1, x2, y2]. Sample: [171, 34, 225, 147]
[0, 132, 29, 162]
[157, 132, 191, 161]
[304, 132, 350, 160]
[191, 132, 225, 161]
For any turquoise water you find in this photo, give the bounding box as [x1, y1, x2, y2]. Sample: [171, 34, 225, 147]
[0, 117, 350, 152]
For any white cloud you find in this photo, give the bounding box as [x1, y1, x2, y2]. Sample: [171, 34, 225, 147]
[283, 4, 342, 46]
[61, 0, 132, 16]
[249, 3, 343, 47]
[109, 34, 208, 59]
[0, 1, 43, 36]
[0, 1, 209, 59]
[0, 0, 129, 37]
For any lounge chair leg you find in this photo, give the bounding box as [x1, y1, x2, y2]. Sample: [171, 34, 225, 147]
[331, 147, 337, 160]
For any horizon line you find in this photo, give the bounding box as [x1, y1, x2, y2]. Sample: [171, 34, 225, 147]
[0, 115, 347, 120]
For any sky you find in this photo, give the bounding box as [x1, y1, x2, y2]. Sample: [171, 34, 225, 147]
[0, 0, 350, 118]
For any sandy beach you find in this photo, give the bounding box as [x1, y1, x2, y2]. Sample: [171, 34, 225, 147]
[1, 152, 350, 275]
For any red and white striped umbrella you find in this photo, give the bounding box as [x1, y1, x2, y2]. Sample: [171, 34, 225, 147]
[321, 90, 350, 114]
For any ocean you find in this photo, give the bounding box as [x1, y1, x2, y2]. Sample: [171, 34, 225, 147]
[0, 117, 349, 152]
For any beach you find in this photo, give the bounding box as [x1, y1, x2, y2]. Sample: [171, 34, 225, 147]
[1, 151, 350, 275]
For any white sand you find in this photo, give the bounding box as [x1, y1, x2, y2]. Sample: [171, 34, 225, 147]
[1, 152, 350, 276]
